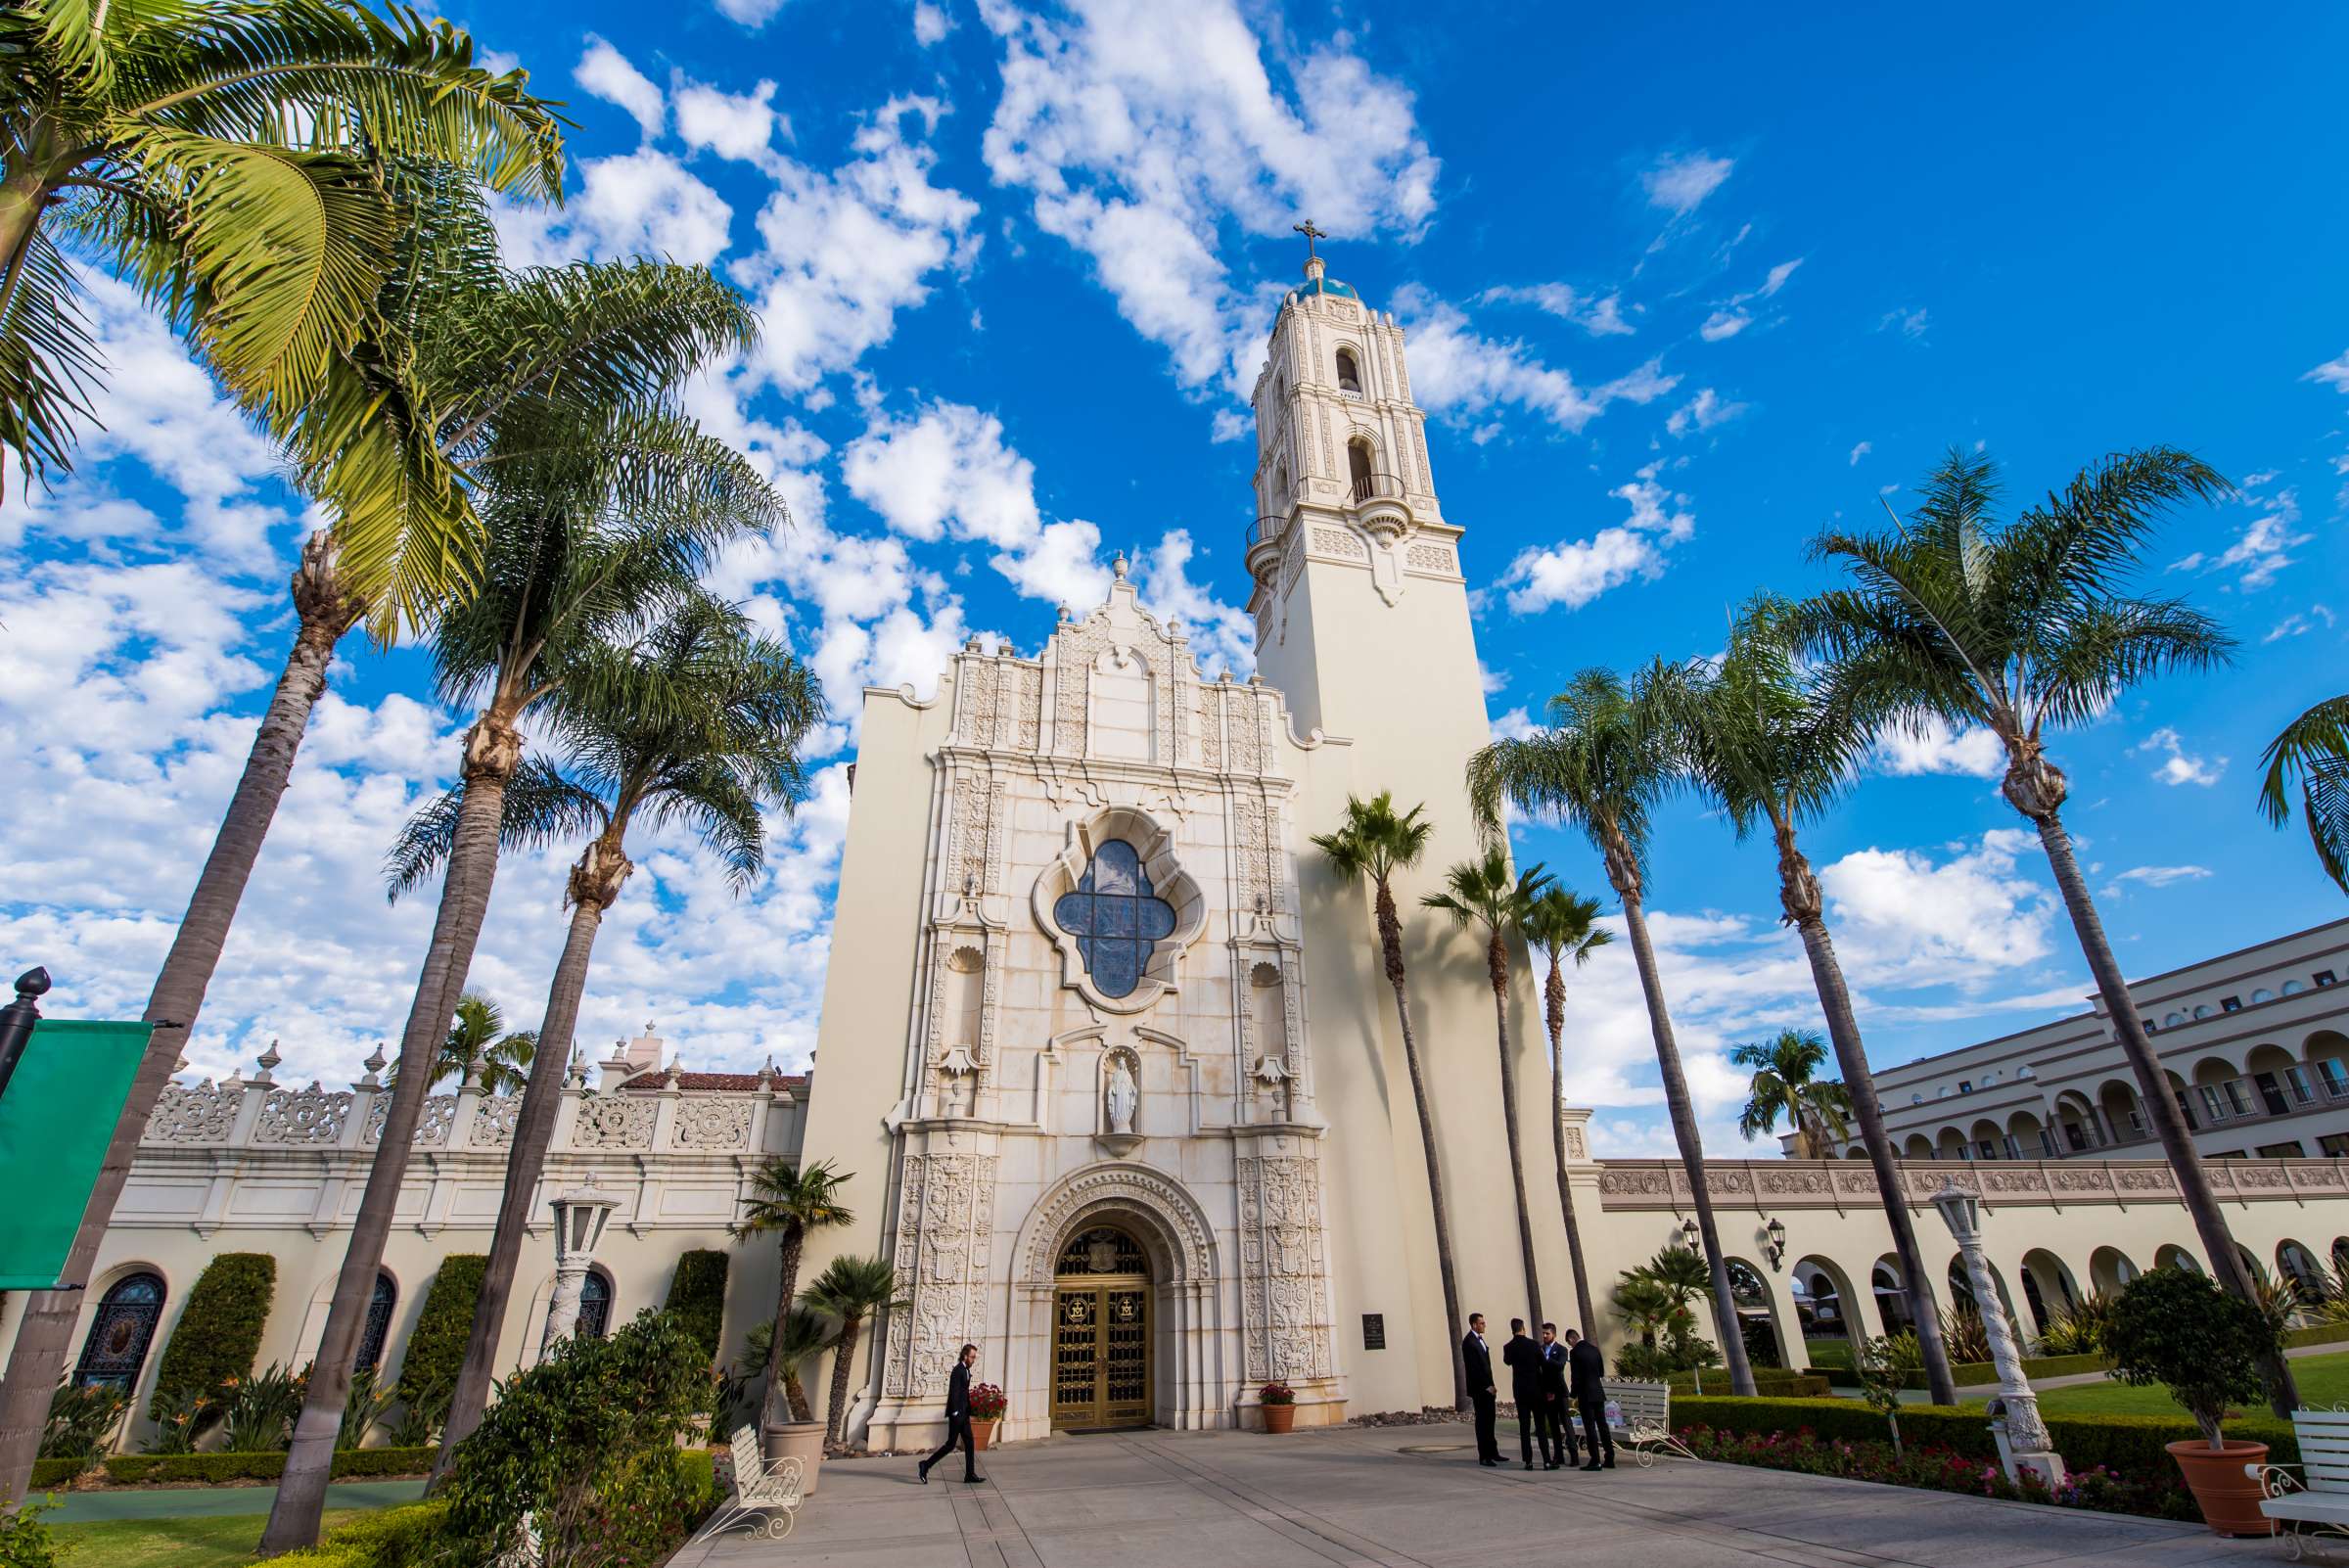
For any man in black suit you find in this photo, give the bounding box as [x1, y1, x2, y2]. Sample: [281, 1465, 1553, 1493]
[917, 1343, 985, 1484]
[1501, 1318, 1545, 1469]
[1564, 1328, 1615, 1470]
[1461, 1313, 1499, 1465]
[1538, 1322, 1576, 1468]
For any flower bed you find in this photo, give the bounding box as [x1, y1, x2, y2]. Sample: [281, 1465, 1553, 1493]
[1678, 1425, 2198, 1522]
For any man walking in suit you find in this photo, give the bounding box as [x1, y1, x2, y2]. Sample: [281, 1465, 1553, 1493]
[1564, 1329, 1615, 1470]
[917, 1343, 985, 1484]
[1538, 1322, 1576, 1468]
[1462, 1313, 1499, 1465]
[1501, 1318, 1546, 1470]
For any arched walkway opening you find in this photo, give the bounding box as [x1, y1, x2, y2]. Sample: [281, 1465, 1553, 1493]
[1792, 1256, 1860, 1369]
[2155, 1242, 2202, 1273]
[2278, 1239, 2326, 1307]
[2017, 1249, 2080, 1335]
[1871, 1254, 1914, 1333]
[2088, 1245, 2140, 1298]
[1727, 1259, 1780, 1369]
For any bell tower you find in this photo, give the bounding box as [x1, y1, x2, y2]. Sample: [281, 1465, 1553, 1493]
[1244, 234, 1488, 765]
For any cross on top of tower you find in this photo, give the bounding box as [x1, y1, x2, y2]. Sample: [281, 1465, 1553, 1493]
[1292, 218, 1326, 260]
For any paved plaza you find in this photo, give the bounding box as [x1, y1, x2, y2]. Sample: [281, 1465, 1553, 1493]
[678, 1424, 2286, 1568]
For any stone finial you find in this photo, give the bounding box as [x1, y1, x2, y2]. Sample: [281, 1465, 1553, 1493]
[1111, 551, 1128, 581]
[253, 1038, 282, 1083]
[361, 1042, 387, 1085]
[965, 633, 985, 652]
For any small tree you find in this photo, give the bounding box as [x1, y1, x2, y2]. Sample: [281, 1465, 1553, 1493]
[147, 1252, 277, 1423]
[802, 1255, 906, 1449]
[2104, 1266, 2279, 1451]
[1855, 1336, 1906, 1455]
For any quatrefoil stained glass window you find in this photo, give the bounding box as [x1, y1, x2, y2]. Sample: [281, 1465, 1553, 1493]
[1053, 839, 1175, 998]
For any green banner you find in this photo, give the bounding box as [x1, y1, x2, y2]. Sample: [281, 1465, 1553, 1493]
[0, 1019, 153, 1290]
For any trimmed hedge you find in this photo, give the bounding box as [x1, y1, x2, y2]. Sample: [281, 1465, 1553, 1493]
[100, 1446, 435, 1486]
[1666, 1369, 1830, 1399]
[1891, 1350, 2114, 1390]
[28, 1456, 82, 1489]
[395, 1254, 486, 1408]
[1670, 1394, 2299, 1476]
[668, 1250, 729, 1363]
[2286, 1321, 2349, 1350]
[272, 1500, 449, 1568]
[147, 1252, 276, 1420]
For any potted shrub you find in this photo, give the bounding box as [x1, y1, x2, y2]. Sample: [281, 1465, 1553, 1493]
[968, 1383, 1006, 1450]
[1258, 1381, 1296, 1434]
[2103, 1265, 2281, 1537]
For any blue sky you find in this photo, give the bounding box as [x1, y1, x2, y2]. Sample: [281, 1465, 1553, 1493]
[3, 0, 2344, 1157]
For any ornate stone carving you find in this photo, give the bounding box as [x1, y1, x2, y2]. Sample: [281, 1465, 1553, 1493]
[672, 1096, 753, 1150]
[363, 1092, 455, 1148]
[469, 1093, 520, 1148]
[1405, 542, 1454, 574]
[1228, 692, 1265, 774]
[1232, 798, 1275, 916]
[572, 1095, 655, 1150]
[958, 656, 998, 748]
[146, 1081, 241, 1144]
[884, 1150, 997, 1401]
[949, 774, 992, 898]
[1010, 664, 1041, 751]
[1311, 527, 1367, 561]
[1052, 622, 1108, 756]
[252, 1085, 351, 1146]
[1019, 1165, 1214, 1285]
[1237, 1152, 1335, 1383]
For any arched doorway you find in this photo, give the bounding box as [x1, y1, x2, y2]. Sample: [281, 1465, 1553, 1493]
[1051, 1223, 1152, 1430]
[1726, 1259, 1780, 1368]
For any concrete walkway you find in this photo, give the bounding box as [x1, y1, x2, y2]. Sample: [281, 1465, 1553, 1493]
[678, 1424, 2283, 1568]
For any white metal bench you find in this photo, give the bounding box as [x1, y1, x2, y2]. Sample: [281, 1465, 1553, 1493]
[1605, 1380, 1694, 1467]
[691, 1426, 805, 1545]
[2255, 1408, 2349, 1558]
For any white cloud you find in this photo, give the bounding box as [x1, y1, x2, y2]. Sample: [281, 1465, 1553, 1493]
[2171, 486, 2310, 590]
[672, 75, 783, 163]
[2133, 726, 2225, 787]
[1393, 285, 1677, 435]
[576, 36, 665, 141]
[1133, 529, 1255, 678]
[1497, 461, 1695, 613]
[1476, 283, 1635, 337]
[1665, 386, 1745, 437]
[977, 0, 1439, 400]
[2303, 347, 2349, 393]
[1869, 714, 2004, 779]
[1698, 310, 1748, 342]
[913, 0, 951, 43]
[1641, 150, 1733, 215]
[2102, 864, 2213, 897]
[1696, 257, 1801, 344]
[1876, 306, 1929, 340]
[714, 0, 790, 27]
[2265, 604, 2337, 642]
[495, 148, 733, 267]
[1848, 440, 1871, 466]
[1818, 829, 2057, 985]
[1490, 707, 1538, 743]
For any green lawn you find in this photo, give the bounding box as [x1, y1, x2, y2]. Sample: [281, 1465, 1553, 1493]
[1957, 1350, 2349, 1419]
[52, 1509, 365, 1568]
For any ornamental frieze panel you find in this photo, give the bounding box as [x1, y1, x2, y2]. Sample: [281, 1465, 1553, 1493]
[672, 1097, 753, 1150]
[1593, 1158, 2328, 1211]
[571, 1095, 655, 1150]
[146, 1082, 242, 1144]
[884, 1150, 998, 1402]
[1236, 1152, 1335, 1384]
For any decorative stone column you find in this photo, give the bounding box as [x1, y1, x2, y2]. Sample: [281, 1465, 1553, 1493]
[539, 1178, 620, 1355]
[1931, 1177, 2065, 1489]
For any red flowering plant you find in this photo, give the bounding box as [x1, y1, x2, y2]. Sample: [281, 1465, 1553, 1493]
[968, 1383, 1007, 1421]
[1258, 1381, 1296, 1407]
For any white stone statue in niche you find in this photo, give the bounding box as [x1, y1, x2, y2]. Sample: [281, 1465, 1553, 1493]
[1106, 1053, 1138, 1134]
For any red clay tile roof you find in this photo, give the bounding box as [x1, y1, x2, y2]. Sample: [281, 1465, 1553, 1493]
[617, 1069, 807, 1093]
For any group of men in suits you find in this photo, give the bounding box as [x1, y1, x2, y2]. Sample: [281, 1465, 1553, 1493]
[1461, 1313, 1617, 1472]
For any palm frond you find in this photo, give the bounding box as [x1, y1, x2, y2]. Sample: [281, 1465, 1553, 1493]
[0, 224, 103, 494]
[382, 752, 605, 900]
[2260, 693, 2349, 895]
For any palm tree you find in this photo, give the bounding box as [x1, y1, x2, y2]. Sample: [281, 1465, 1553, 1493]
[734, 1310, 838, 1430]
[2259, 693, 2349, 895]
[262, 303, 777, 1555]
[1523, 888, 1611, 1337]
[423, 600, 823, 1471]
[1468, 668, 1759, 1397]
[1801, 444, 2295, 1414]
[1422, 846, 1553, 1331]
[733, 1161, 855, 1429]
[385, 992, 535, 1095]
[1312, 793, 1468, 1409]
[803, 1255, 906, 1449]
[1731, 1031, 1852, 1160]
[1665, 591, 1963, 1405]
[0, 0, 562, 595]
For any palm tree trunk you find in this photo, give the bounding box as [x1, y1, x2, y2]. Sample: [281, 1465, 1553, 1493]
[2033, 809, 2300, 1416]
[1375, 881, 1468, 1410]
[0, 538, 358, 1507]
[261, 723, 520, 1554]
[763, 1231, 809, 1427]
[823, 1317, 862, 1447]
[433, 850, 622, 1477]
[1484, 940, 1543, 1331]
[1790, 912, 1960, 1405]
[1618, 887, 1757, 1397]
[1544, 962, 1598, 1337]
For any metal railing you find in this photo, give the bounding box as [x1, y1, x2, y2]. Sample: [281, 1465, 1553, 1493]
[1349, 471, 1403, 505]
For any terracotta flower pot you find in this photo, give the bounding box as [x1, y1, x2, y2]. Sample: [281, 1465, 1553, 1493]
[971, 1418, 999, 1451]
[1263, 1404, 1296, 1434]
[762, 1418, 827, 1497]
[2167, 1438, 2271, 1538]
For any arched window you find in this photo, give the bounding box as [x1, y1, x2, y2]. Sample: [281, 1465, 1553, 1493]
[2164, 1012, 2186, 1028]
[355, 1273, 397, 1372]
[1052, 839, 1175, 999]
[2252, 989, 2276, 1004]
[1346, 438, 1374, 500]
[74, 1272, 165, 1390]
[576, 1270, 613, 1341]
[1335, 347, 1361, 393]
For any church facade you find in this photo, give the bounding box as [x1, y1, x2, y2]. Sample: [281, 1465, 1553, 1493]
[796, 253, 1571, 1444]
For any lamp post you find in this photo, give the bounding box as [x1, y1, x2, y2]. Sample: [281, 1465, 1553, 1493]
[0, 967, 51, 1104]
[540, 1178, 621, 1354]
[1930, 1176, 2065, 1489]
[1764, 1217, 1788, 1271]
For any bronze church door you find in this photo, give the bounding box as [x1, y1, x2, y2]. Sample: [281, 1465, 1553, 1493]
[1050, 1225, 1151, 1430]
